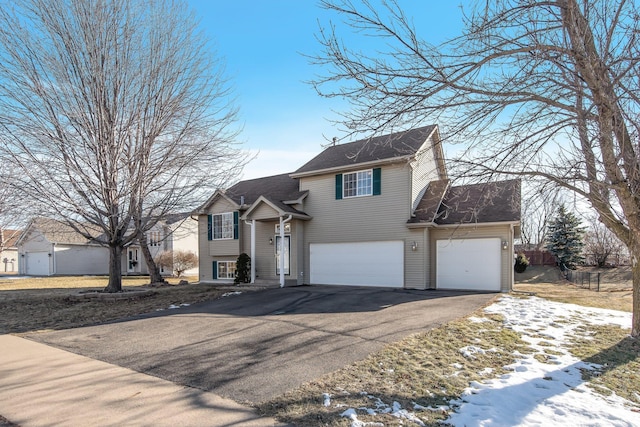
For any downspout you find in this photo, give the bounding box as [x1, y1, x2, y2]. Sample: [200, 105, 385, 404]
[279, 215, 292, 288]
[51, 243, 56, 276]
[244, 219, 256, 283]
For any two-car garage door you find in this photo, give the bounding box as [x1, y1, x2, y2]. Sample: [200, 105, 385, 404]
[436, 238, 501, 291]
[310, 241, 404, 287]
[309, 238, 502, 290]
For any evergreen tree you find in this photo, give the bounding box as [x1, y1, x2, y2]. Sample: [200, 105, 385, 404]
[545, 205, 586, 269]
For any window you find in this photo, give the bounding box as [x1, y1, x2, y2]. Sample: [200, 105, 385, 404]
[212, 212, 234, 240]
[217, 261, 236, 279]
[336, 168, 381, 200]
[343, 169, 372, 198]
[147, 231, 161, 247]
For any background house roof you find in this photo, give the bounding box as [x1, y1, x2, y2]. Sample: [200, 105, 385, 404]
[1, 229, 22, 248]
[434, 179, 521, 225]
[293, 125, 437, 175]
[25, 217, 105, 245]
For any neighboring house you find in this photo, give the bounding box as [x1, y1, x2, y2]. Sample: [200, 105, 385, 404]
[0, 229, 20, 273]
[197, 125, 521, 291]
[17, 215, 198, 277]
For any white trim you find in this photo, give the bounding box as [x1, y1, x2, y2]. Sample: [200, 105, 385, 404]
[211, 212, 234, 240]
[217, 260, 236, 279]
[290, 155, 412, 178]
[342, 169, 373, 198]
[406, 221, 520, 229]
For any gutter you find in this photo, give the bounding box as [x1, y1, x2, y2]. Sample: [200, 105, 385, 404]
[290, 155, 414, 179]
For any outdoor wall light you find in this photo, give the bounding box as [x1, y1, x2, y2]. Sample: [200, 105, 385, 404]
[502, 241, 508, 250]
[269, 238, 273, 245]
[411, 241, 418, 251]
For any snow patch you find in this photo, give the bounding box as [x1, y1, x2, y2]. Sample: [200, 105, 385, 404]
[221, 291, 242, 297]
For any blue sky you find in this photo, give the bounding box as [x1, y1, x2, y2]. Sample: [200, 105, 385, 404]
[187, 1, 467, 179]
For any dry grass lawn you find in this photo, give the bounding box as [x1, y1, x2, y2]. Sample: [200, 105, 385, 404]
[0, 275, 253, 334]
[258, 266, 637, 426]
[513, 266, 633, 312]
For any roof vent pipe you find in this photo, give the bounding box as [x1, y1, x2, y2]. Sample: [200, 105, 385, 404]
[240, 195, 245, 206]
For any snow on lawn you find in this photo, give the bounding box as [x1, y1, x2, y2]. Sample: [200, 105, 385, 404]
[335, 295, 637, 427]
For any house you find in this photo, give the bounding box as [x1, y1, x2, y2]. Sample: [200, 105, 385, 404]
[197, 125, 521, 291]
[0, 229, 20, 273]
[16, 215, 198, 277]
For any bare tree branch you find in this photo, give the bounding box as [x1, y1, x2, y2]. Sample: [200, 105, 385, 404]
[0, 0, 245, 291]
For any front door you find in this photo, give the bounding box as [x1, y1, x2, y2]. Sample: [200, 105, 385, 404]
[275, 235, 290, 275]
[127, 247, 140, 273]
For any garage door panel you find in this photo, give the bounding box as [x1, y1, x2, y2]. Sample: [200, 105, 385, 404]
[436, 238, 501, 291]
[26, 252, 50, 276]
[310, 241, 403, 287]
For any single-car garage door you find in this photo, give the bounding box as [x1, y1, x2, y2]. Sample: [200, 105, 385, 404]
[436, 238, 501, 291]
[25, 252, 50, 276]
[310, 241, 404, 287]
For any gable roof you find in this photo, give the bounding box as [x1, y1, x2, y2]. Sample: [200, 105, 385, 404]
[291, 125, 438, 177]
[0, 229, 22, 248]
[409, 179, 451, 223]
[408, 179, 520, 226]
[19, 217, 105, 246]
[225, 173, 305, 206]
[200, 173, 310, 218]
[435, 179, 521, 225]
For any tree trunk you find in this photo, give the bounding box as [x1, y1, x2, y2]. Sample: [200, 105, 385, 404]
[104, 244, 123, 293]
[633, 258, 640, 338]
[138, 232, 165, 284]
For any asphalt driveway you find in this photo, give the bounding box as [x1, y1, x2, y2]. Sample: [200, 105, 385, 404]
[26, 285, 497, 404]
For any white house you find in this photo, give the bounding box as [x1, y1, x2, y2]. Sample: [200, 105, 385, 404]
[17, 215, 198, 277]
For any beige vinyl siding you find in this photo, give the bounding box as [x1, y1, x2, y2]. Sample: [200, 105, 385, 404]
[197, 196, 240, 282]
[430, 224, 514, 292]
[404, 228, 428, 289]
[251, 203, 282, 220]
[300, 163, 422, 287]
[410, 135, 443, 211]
[209, 239, 240, 256]
[197, 214, 210, 281]
[210, 197, 238, 214]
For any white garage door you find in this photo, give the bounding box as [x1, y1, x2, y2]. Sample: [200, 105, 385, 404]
[310, 241, 404, 287]
[436, 238, 501, 291]
[26, 252, 50, 276]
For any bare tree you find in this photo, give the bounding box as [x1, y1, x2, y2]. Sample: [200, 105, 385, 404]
[0, 0, 244, 291]
[155, 250, 197, 278]
[0, 162, 29, 253]
[520, 183, 564, 250]
[584, 216, 627, 267]
[313, 0, 640, 336]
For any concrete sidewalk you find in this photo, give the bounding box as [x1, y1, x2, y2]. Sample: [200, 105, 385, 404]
[0, 335, 285, 427]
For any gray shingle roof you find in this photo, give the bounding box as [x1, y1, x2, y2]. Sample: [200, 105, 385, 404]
[28, 217, 105, 245]
[434, 180, 521, 225]
[293, 125, 437, 175]
[225, 173, 305, 205]
[224, 173, 308, 216]
[409, 179, 450, 223]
